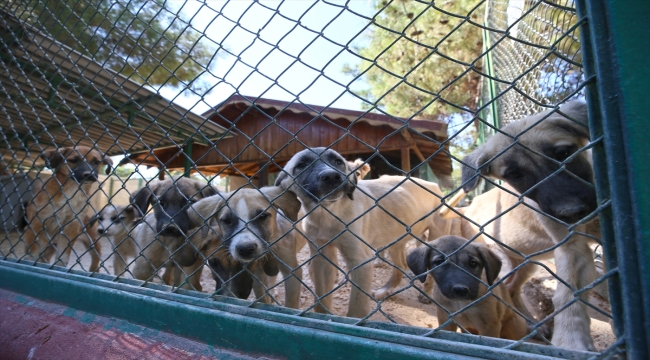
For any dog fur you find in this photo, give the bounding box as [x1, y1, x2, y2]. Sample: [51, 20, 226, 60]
[188, 186, 306, 308]
[459, 101, 600, 351]
[407, 235, 527, 340]
[95, 204, 140, 276]
[24, 146, 112, 270]
[276, 147, 447, 317]
[130, 178, 218, 291]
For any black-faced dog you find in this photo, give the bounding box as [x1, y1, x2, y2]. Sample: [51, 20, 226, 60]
[130, 178, 217, 291]
[407, 236, 527, 340]
[275, 147, 449, 317]
[459, 101, 601, 350]
[187, 186, 305, 308]
[24, 146, 112, 269]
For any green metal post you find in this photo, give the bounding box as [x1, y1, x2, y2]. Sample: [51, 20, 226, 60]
[184, 141, 193, 178]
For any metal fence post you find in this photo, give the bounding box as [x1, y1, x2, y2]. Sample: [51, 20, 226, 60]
[576, 0, 650, 357]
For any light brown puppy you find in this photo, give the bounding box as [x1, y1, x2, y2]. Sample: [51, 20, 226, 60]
[276, 147, 448, 318]
[187, 186, 305, 308]
[95, 204, 140, 276]
[24, 146, 112, 270]
[458, 101, 600, 351]
[407, 236, 527, 340]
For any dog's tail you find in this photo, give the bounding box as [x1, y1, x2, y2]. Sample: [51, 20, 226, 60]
[439, 190, 467, 219]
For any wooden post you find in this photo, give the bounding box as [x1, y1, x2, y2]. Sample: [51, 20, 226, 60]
[401, 147, 410, 175]
[257, 162, 268, 187]
[158, 168, 165, 180]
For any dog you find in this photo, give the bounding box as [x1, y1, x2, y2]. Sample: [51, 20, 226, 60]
[187, 186, 305, 308]
[459, 100, 600, 351]
[407, 236, 527, 340]
[24, 146, 112, 270]
[130, 178, 218, 291]
[275, 147, 448, 317]
[95, 204, 140, 276]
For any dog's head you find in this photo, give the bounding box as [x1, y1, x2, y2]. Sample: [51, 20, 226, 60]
[95, 204, 139, 237]
[275, 147, 358, 205]
[41, 146, 113, 183]
[349, 158, 371, 180]
[130, 178, 218, 237]
[461, 101, 595, 223]
[407, 236, 502, 301]
[188, 186, 300, 276]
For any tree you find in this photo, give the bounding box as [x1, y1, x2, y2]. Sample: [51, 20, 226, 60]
[344, 0, 484, 120]
[10, 0, 217, 91]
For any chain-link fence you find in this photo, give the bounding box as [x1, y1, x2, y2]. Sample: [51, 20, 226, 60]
[0, 0, 628, 358]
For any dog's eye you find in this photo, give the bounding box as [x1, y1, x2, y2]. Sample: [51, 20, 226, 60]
[258, 212, 270, 220]
[158, 200, 165, 207]
[296, 162, 307, 169]
[469, 260, 479, 268]
[432, 259, 445, 267]
[554, 146, 575, 162]
[503, 169, 523, 180]
[220, 217, 232, 226]
[110, 216, 118, 221]
[333, 159, 343, 166]
[68, 158, 79, 164]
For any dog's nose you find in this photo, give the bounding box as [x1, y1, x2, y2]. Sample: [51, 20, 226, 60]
[452, 285, 469, 297]
[97, 228, 105, 235]
[160, 225, 181, 236]
[555, 203, 591, 223]
[235, 243, 258, 258]
[319, 171, 342, 185]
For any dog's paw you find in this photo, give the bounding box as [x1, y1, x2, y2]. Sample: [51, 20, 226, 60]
[551, 333, 596, 352]
[417, 293, 433, 304]
[372, 288, 390, 300]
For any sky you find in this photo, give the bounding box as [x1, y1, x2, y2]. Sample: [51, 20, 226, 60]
[158, 0, 377, 115]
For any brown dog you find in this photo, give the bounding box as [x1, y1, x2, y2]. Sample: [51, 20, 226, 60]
[407, 236, 527, 340]
[24, 146, 112, 270]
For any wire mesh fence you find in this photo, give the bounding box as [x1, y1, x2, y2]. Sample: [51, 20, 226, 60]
[0, 0, 623, 357]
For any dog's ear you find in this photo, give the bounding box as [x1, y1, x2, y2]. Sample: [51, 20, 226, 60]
[461, 149, 490, 192]
[130, 182, 159, 217]
[548, 101, 590, 141]
[261, 186, 301, 222]
[345, 161, 358, 201]
[274, 167, 293, 190]
[123, 205, 137, 220]
[103, 155, 113, 175]
[262, 253, 280, 277]
[41, 148, 68, 170]
[174, 243, 198, 267]
[475, 243, 502, 286]
[200, 184, 219, 199]
[407, 245, 433, 283]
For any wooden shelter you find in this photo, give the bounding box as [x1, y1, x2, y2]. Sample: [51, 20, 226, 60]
[124, 95, 452, 186]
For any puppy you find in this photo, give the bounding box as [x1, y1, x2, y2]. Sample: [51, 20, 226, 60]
[407, 236, 527, 340]
[130, 178, 218, 291]
[24, 146, 112, 269]
[188, 186, 305, 308]
[276, 147, 448, 317]
[460, 101, 600, 350]
[95, 204, 140, 276]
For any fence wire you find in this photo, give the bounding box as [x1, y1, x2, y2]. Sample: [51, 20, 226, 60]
[0, 0, 622, 358]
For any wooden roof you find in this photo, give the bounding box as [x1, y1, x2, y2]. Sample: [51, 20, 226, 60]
[125, 95, 452, 180]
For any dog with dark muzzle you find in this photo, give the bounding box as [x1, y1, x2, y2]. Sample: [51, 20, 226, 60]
[276, 147, 450, 318]
[24, 146, 112, 268]
[458, 100, 601, 350]
[130, 178, 217, 291]
[407, 236, 527, 340]
[187, 186, 305, 308]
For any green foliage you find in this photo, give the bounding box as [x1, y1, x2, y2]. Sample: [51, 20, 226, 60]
[345, 0, 485, 120]
[10, 0, 216, 90]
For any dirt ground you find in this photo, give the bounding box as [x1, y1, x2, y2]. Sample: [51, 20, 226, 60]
[1, 232, 615, 351]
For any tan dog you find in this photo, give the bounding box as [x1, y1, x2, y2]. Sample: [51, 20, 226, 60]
[187, 186, 305, 308]
[24, 146, 112, 270]
[458, 101, 600, 351]
[95, 204, 140, 276]
[407, 236, 527, 340]
[276, 147, 448, 318]
[130, 178, 218, 291]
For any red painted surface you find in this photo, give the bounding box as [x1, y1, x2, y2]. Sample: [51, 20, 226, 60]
[0, 289, 259, 360]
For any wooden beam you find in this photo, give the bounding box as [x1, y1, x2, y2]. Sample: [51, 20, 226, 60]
[401, 147, 410, 174]
[257, 162, 269, 187]
[400, 129, 427, 163]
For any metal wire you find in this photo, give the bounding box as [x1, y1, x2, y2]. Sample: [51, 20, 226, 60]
[0, 0, 621, 357]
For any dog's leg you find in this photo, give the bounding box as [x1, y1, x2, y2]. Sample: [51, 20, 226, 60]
[339, 239, 375, 318]
[113, 246, 128, 276]
[174, 261, 204, 292]
[277, 249, 302, 309]
[373, 241, 407, 300]
[504, 257, 538, 321]
[163, 263, 175, 285]
[309, 242, 338, 314]
[544, 222, 596, 351]
[436, 311, 458, 333]
[252, 266, 273, 304]
[88, 234, 101, 272]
